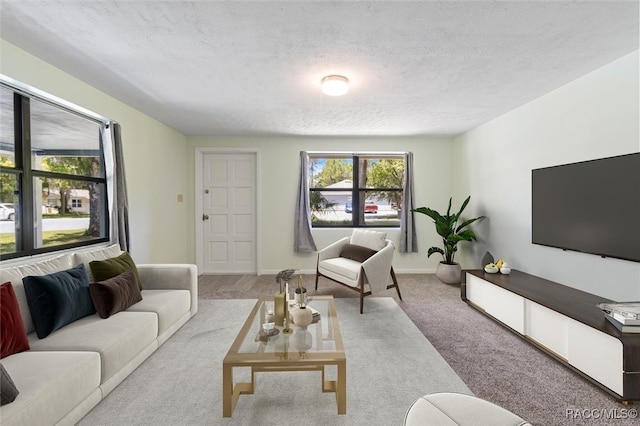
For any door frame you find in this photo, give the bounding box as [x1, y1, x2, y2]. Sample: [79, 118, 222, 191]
[194, 147, 261, 275]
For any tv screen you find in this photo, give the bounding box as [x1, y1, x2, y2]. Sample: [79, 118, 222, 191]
[532, 152, 640, 263]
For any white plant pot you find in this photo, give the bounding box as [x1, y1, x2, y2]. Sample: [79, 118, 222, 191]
[435, 262, 462, 285]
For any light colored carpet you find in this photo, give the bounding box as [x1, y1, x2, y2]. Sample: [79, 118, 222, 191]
[78, 298, 470, 425]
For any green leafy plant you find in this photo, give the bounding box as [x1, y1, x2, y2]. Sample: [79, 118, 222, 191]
[412, 196, 485, 264]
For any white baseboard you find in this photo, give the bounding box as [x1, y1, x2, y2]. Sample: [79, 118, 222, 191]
[258, 268, 436, 275]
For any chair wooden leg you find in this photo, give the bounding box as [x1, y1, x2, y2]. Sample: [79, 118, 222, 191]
[359, 274, 365, 314]
[315, 257, 320, 290]
[391, 267, 402, 301]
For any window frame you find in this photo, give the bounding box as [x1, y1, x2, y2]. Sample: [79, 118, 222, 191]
[1, 78, 111, 260]
[308, 152, 404, 228]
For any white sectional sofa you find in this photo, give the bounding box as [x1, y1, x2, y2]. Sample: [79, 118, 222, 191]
[0, 244, 197, 426]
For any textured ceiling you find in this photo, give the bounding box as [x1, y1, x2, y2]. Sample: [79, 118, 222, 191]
[1, 1, 638, 137]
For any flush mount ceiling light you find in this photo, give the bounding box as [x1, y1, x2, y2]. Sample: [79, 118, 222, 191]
[321, 75, 349, 96]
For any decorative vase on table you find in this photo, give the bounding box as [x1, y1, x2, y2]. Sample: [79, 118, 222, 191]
[436, 262, 462, 285]
[292, 305, 313, 328]
[294, 287, 307, 305]
[481, 251, 494, 268]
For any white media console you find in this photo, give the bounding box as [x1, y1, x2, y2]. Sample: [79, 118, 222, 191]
[462, 270, 640, 402]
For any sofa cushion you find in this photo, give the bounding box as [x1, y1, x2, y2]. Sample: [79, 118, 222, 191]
[0, 254, 74, 334]
[0, 351, 101, 425]
[318, 257, 361, 282]
[0, 283, 30, 359]
[340, 243, 378, 263]
[90, 271, 142, 319]
[90, 252, 141, 290]
[128, 289, 191, 341]
[73, 244, 123, 281]
[350, 229, 387, 251]
[28, 311, 158, 384]
[22, 264, 95, 339]
[0, 363, 19, 405]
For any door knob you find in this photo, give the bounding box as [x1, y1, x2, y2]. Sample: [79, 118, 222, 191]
[202, 214, 209, 221]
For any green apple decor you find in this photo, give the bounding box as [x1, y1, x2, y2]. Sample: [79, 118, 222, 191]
[412, 196, 485, 284]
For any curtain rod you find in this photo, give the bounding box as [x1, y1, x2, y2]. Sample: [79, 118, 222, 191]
[0, 74, 110, 126]
[306, 151, 406, 155]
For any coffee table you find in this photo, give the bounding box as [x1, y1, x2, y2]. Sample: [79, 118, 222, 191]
[222, 295, 346, 417]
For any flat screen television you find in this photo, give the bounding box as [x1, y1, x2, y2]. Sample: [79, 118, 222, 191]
[531, 152, 640, 263]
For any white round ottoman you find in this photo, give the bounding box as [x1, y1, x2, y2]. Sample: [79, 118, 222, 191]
[404, 392, 531, 426]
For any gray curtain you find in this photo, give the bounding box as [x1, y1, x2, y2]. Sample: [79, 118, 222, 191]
[294, 151, 317, 252]
[400, 152, 418, 253]
[101, 122, 130, 252]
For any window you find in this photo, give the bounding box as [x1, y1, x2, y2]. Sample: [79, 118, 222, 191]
[0, 83, 109, 259]
[308, 153, 404, 227]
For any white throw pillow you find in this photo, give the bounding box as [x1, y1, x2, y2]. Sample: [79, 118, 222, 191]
[350, 229, 387, 251]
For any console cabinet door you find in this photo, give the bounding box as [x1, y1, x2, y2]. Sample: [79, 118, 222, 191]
[525, 300, 569, 360]
[568, 321, 624, 396]
[467, 275, 525, 334]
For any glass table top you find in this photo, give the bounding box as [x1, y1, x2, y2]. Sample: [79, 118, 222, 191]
[225, 295, 344, 361]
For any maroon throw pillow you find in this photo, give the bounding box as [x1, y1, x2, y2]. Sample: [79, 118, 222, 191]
[1, 282, 30, 359]
[89, 271, 142, 319]
[339, 243, 378, 263]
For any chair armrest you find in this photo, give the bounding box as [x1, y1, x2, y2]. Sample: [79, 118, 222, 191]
[361, 240, 396, 294]
[362, 241, 395, 271]
[137, 264, 198, 316]
[317, 237, 351, 262]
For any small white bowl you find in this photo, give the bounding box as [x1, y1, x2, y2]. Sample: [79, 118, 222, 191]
[262, 322, 275, 332]
[500, 267, 511, 275]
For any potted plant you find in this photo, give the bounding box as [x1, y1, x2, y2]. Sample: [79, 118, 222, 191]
[412, 196, 485, 284]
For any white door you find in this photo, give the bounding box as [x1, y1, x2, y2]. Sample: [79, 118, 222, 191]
[201, 153, 256, 274]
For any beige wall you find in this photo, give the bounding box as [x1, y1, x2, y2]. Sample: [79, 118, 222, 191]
[1, 40, 190, 264]
[187, 136, 454, 274]
[454, 51, 640, 300]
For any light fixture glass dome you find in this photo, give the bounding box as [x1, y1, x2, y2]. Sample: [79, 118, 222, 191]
[321, 75, 349, 96]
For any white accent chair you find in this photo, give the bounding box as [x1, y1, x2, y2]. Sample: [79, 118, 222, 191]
[404, 393, 531, 426]
[315, 229, 402, 314]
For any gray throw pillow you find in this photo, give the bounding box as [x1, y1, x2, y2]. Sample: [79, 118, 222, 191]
[0, 363, 19, 405]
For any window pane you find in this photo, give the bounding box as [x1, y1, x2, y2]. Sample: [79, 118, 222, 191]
[362, 156, 404, 189]
[34, 177, 106, 249]
[0, 172, 19, 254]
[0, 86, 15, 168]
[30, 98, 103, 177]
[309, 157, 353, 188]
[361, 190, 402, 227]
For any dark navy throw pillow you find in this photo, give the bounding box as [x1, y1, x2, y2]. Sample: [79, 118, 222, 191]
[23, 263, 95, 339]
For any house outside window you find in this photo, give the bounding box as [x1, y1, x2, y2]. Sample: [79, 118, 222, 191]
[308, 153, 404, 227]
[0, 83, 109, 259]
[71, 198, 83, 209]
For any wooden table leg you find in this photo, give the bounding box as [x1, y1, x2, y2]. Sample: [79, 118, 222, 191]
[222, 363, 233, 417]
[223, 364, 256, 417]
[336, 360, 347, 414]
